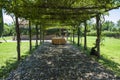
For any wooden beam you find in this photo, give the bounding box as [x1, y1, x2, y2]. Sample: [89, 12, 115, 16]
[19, 5, 106, 10]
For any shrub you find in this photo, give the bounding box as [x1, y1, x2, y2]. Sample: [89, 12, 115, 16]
[87, 31, 120, 38]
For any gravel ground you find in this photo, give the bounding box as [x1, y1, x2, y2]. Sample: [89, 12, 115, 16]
[6, 42, 119, 80]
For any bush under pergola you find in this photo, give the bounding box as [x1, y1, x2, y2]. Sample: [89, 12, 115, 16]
[0, 0, 120, 60]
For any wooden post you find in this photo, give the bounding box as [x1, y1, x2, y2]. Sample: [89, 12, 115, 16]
[35, 24, 38, 47]
[29, 20, 32, 52]
[73, 27, 75, 44]
[0, 8, 3, 37]
[84, 21, 87, 50]
[15, 16, 21, 61]
[96, 14, 101, 57]
[40, 25, 42, 44]
[42, 29, 44, 43]
[77, 26, 80, 46]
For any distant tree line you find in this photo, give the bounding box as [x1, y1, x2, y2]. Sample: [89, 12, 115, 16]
[2, 19, 120, 39]
[81, 19, 120, 38]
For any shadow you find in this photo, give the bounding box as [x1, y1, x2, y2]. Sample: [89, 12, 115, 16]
[99, 55, 120, 77]
[0, 46, 37, 79]
[69, 40, 120, 77]
[5, 42, 120, 79]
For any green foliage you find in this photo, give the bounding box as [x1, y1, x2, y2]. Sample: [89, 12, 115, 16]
[117, 19, 120, 28]
[102, 21, 115, 31]
[46, 28, 69, 35]
[46, 28, 59, 35]
[1, 0, 120, 28]
[0, 36, 12, 40]
[87, 31, 120, 38]
[2, 23, 15, 36]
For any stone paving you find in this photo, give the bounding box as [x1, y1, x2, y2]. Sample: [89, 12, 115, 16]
[6, 42, 119, 80]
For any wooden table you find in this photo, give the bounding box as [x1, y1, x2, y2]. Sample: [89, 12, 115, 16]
[52, 37, 66, 45]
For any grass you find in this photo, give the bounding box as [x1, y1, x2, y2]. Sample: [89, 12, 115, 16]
[0, 41, 36, 78]
[70, 36, 120, 76]
[0, 36, 12, 41]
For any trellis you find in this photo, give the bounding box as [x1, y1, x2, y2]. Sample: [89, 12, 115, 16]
[0, 0, 120, 60]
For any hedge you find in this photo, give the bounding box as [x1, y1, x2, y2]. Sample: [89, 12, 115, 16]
[87, 31, 120, 38]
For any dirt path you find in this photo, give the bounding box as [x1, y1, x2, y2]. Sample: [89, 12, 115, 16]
[6, 42, 119, 80]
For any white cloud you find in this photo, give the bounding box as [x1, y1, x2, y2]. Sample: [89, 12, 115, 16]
[3, 13, 13, 24]
[105, 8, 120, 23]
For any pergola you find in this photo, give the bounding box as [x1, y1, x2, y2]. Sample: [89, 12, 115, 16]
[0, 0, 120, 60]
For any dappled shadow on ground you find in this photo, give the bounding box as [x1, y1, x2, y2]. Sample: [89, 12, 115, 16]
[0, 57, 19, 79]
[99, 55, 120, 77]
[6, 42, 119, 80]
[72, 41, 120, 78]
[0, 47, 36, 79]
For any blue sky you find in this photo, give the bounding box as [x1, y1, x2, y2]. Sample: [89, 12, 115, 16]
[105, 7, 120, 24]
[3, 8, 120, 24]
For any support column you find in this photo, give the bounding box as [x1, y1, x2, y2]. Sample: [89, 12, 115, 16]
[0, 8, 3, 37]
[15, 16, 21, 61]
[73, 27, 75, 44]
[42, 29, 44, 43]
[77, 26, 80, 46]
[29, 20, 32, 52]
[84, 21, 87, 50]
[35, 24, 38, 47]
[40, 25, 42, 44]
[96, 14, 101, 57]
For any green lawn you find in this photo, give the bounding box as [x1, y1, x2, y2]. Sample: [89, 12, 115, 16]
[0, 36, 12, 41]
[72, 36, 120, 76]
[0, 42, 28, 66]
[0, 41, 36, 78]
[79, 36, 120, 64]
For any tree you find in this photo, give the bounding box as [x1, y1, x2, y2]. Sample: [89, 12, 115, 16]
[117, 19, 120, 29]
[2, 23, 15, 36]
[102, 21, 115, 31]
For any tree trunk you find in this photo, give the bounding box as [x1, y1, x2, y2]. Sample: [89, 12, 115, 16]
[29, 20, 32, 52]
[84, 21, 87, 50]
[43, 30, 44, 43]
[0, 8, 3, 37]
[96, 14, 101, 57]
[15, 16, 21, 61]
[35, 24, 38, 47]
[77, 26, 80, 46]
[40, 26, 42, 44]
[73, 29, 75, 44]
